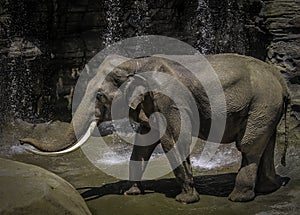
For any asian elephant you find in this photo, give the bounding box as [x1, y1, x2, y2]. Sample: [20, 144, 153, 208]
[20, 54, 290, 204]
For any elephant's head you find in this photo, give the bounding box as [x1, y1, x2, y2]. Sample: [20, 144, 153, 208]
[19, 55, 154, 155]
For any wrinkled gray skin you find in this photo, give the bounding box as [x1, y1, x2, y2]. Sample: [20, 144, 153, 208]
[20, 54, 290, 204]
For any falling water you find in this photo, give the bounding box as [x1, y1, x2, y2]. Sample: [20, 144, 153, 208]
[1, 56, 32, 123]
[195, 0, 248, 54]
[132, 0, 150, 36]
[0, 1, 44, 124]
[137, 0, 151, 56]
[103, 0, 122, 46]
[195, 0, 215, 54]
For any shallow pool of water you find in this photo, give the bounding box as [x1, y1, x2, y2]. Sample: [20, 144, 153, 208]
[0, 120, 299, 214]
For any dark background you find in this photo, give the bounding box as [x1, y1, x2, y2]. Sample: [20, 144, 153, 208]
[1, 0, 299, 123]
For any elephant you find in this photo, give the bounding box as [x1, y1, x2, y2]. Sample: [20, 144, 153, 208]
[20, 54, 290, 204]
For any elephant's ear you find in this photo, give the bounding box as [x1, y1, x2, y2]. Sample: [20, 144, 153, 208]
[125, 75, 147, 110]
[129, 85, 146, 110]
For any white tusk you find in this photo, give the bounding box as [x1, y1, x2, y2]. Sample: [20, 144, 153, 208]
[25, 121, 98, 156]
[134, 74, 146, 81]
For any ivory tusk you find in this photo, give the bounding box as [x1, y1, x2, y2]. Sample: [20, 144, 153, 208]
[25, 121, 98, 156]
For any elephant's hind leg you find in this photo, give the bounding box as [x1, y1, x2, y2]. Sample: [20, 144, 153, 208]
[255, 131, 285, 194]
[229, 116, 276, 202]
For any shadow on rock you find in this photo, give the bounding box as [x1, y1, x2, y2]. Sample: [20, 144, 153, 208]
[78, 173, 237, 201]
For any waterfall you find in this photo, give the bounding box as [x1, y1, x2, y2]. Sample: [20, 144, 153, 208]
[0, 0, 45, 123]
[130, 0, 151, 56]
[103, 0, 122, 46]
[195, 0, 215, 54]
[195, 0, 248, 54]
[4, 56, 41, 122]
[133, 0, 150, 36]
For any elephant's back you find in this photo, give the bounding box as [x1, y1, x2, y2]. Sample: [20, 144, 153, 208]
[237, 54, 289, 103]
[205, 54, 253, 86]
[205, 54, 254, 113]
[206, 53, 289, 101]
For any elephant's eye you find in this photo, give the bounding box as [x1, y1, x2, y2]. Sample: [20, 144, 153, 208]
[96, 92, 107, 103]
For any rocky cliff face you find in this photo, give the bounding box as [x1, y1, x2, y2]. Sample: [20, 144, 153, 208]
[262, 0, 300, 76]
[0, 0, 299, 123]
[260, 0, 300, 120]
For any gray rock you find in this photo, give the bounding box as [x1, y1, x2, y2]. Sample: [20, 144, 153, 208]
[262, 0, 300, 81]
[0, 158, 91, 215]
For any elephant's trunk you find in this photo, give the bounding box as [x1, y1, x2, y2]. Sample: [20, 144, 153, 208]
[19, 92, 98, 155]
[20, 123, 77, 152]
[19, 121, 97, 156]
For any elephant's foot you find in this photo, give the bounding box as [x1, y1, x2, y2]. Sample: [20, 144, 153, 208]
[229, 163, 257, 202]
[255, 175, 290, 194]
[228, 188, 255, 202]
[255, 182, 279, 194]
[124, 183, 144, 195]
[175, 188, 200, 204]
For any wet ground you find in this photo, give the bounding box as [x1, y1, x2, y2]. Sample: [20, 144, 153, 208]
[0, 119, 299, 215]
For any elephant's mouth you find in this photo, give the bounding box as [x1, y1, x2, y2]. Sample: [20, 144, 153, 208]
[95, 106, 110, 120]
[95, 108, 102, 119]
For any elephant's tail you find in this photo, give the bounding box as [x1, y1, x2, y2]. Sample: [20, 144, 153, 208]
[281, 95, 291, 166]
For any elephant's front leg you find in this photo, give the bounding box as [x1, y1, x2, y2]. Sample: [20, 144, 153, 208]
[173, 158, 200, 203]
[161, 133, 200, 204]
[124, 126, 159, 195]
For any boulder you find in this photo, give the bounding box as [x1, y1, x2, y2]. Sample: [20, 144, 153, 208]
[0, 158, 91, 215]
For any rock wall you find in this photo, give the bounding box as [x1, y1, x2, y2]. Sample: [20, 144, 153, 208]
[260, 0, 300, 119]
[0, 0, 299, 123]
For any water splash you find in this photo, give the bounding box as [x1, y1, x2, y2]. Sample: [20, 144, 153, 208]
[96, 145, 131, 165]
[95, 137, 240, 170]
[191, 144, 240, 170]
[0, 144, 29, 158]
[95, 143, 165, 166]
